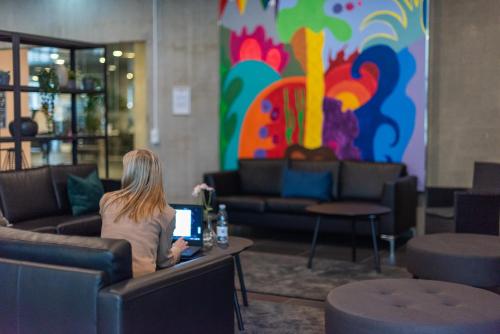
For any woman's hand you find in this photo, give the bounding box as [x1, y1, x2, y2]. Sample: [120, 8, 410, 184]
[171, 237, 189, 263]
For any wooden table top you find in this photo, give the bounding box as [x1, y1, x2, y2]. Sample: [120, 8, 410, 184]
[202, 236, 254, 257]
[306, 202, 391, 217]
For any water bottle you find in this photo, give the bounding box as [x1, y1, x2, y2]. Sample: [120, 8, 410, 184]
[216, 204, 229, 247]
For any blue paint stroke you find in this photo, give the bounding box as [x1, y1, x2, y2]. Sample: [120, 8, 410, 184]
[351, 45, 400, 161]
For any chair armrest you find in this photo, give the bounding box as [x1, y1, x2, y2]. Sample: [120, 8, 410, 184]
[381, 176, 418, 234]
[101, 179, 121, 193]
[98, 255, 234, 334]
[426, 186, 468, 207]
[203, 170, 240, 196]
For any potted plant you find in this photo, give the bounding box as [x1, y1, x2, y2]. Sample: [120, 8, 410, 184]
[38, 67, 60, 134]
[84, 94, 102, 134]
[67, 70, 76, 89]
[0, 70, 10, 85]
[82, 75, 101, 91]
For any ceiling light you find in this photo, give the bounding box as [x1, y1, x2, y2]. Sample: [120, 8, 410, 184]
[55, 59, 65, 65]
[108, 65, 116, 71]
[124, 52, 135, 59]
[126, 73, 134, 80]
[127, 102, 133, 109]
[99, 57, 106, 63]
[50, 53, 59, 60]
[32, 75, 39, 82]
[112, 50, 123, 57]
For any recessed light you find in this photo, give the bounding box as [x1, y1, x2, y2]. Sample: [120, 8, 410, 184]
[55, 59, 65, 65]
[50, 53, 59, 60]
[112, 50, 123, 57]
[126, 73, 134, 79]
[32, 75, 39, 81]
[108, 65, 117, 71]
[124, 52, 135, 59]
[99, 57, 106, 63]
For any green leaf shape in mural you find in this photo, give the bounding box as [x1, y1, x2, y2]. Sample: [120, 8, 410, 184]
[220, 77, 243, 168]
[276, 0, 352, 43]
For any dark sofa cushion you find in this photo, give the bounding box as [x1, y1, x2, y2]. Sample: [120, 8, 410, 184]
[67, 170, 104, 216]
[266, 197, 318, 213]
[340, 161, 405, 200]
[0, 226, 131, 284]
[239, 159, 286, 195]
[50, 164, 98, 213]
[282, 168, 332, 201]
[289, 160, 341, 199]
[217, 195, 266, 212]
[13, 214, 101, 235]
[0, 167, 60, 223]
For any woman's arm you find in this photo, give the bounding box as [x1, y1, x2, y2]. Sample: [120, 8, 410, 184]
[157, 215, 179, 268]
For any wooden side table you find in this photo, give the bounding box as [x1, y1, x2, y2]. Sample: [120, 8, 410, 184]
[306, 203, 391, 273]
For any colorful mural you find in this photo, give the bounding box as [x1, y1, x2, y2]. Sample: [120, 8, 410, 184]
[220, 0, 428, 189]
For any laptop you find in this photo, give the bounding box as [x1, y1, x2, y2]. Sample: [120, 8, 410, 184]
[170, 204, 204, 258]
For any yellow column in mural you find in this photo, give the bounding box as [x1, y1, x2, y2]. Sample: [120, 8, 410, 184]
[304, 29, 325, 149]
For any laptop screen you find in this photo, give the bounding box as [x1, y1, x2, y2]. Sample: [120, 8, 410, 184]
[170, 204, 203, 245]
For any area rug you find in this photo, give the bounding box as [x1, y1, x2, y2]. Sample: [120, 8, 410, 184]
[239, 300, 323, 334]
[237, 251, 411, 301]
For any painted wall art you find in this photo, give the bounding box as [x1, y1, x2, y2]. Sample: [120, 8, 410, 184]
[220, 0, 428, 189]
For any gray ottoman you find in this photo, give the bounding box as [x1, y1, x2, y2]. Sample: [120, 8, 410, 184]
[407, 233, 500, 288]
[325, 279, 500, 334]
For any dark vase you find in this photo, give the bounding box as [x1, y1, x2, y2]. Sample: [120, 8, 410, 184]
[0, 72, 10, 85]
[82, 77, 95, 90]
[8, 117, 39, 137]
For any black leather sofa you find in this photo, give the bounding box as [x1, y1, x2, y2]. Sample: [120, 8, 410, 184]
[0, 164, 120, 235]
[205, 159, 417, 255]
[0, 227, 234, 334]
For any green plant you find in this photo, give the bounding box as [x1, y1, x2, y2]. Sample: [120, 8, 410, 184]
[68, 70, 76, 80]
[84, 94, 103, 134]
[38, 67, 60, 133]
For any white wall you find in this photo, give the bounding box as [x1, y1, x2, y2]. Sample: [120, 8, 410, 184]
[0, 0, 220, 202]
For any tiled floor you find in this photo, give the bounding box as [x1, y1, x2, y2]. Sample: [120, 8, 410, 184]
[232, 225, 410, 309]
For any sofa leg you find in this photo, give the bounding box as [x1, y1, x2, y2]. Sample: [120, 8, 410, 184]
[380, 234, 396, 264]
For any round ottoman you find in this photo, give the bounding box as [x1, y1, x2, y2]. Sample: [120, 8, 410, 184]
[325, 279, 500, 334]
[406, 233, 500, 288]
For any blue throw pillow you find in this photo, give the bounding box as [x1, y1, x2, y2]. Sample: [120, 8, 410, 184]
[281, 168, 332, 201]
[67, 170, 105, 216]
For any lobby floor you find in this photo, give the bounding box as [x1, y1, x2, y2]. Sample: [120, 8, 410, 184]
[232, 226, 410, 310]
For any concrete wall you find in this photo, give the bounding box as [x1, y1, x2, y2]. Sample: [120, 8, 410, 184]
[0, 0, 219, 201]
[427, 0, 500, 187]
[1, 0, 499, 195]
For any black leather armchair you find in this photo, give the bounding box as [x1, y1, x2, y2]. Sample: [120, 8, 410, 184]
[0, 227, 234, 334]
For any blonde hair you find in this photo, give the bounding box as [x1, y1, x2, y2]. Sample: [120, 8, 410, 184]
[102, 149, 167, 223]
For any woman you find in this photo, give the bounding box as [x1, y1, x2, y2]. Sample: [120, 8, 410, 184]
[100, 149, 188, 277]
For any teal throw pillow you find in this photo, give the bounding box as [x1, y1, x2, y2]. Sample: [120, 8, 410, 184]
[67, 170, 105, 216]
[281, 168, 332, 201]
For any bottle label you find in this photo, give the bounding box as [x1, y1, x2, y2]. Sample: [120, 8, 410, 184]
[217, 226, 228, 241]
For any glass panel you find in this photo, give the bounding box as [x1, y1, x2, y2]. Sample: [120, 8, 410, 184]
[76, 138, 106, 178]
[75, 48, 105, 91]
[30, 139, 72, 168]
[107, 41, 147, 151]
[22, 45, 71, 89]
[0, 41, 13, 86]
[77, 93, 105, 135]
[26, 92, 72, 137]
[0, 91, 14, 138]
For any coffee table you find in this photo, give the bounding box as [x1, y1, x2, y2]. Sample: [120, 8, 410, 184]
[199, 236, 253, 331]
[306, 202, 391, 273]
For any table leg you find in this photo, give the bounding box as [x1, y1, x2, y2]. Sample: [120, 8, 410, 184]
[369, 215, 381, 273]
[351, 218, 357, 262]
[234, 290, 244, 331]
[308, 215, 321, 269]
[234, 254, 248, 307]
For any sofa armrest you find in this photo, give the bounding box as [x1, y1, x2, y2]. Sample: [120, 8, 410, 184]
[203, 170, 240, 196]
[426, 186, 468, 207]
[381, 176, 418, 235]
[98, 255, 234, 334]
[101, 179, 121, 193]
